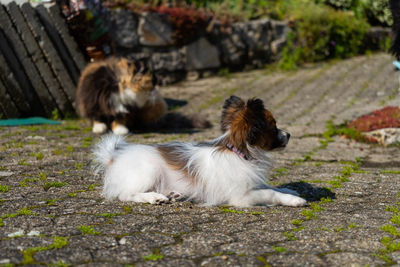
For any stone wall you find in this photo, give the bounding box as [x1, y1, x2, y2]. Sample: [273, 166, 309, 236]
[109, 9, 289, 85]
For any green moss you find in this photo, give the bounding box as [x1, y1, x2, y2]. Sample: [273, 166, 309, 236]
[75, 163, 84, 170]
[43, 181, 67, 191]
[381, 225, 400, 236]
[87, 184, 98, 191]
[310, 203, 325, 212]
[122, 206, 132, 214]
[18, 159, 28, 166]
[320, 197, 333, 204]
[291, 219, 303, 226]
[381, 170, 400, 174]
[301, 209, 316, 220]
[33, 152, 44, 160]
[272, 246, 287, 253]
[78, 225, 100, 235]
[66, 146, 74, 152]
[221, 208, 244, 214]
[99, 213, 122, 218]
[67, 193, 77, 198]
[45, 199, 58, 205]
[142, 252, 164, 261]
[390, 215, 400, 226]
[0, 184, 10, 193]
[18, 207, 33, 216]
[348, 223, 358, 229]
[38, 172, 47, 181]
[22, 236, 69, 264]
[283, 231, 296, 241]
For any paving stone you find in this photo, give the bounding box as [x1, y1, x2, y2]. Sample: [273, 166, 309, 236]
[0, 53, 399, 266]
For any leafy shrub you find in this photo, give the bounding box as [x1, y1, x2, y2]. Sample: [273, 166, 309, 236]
[279, 3, 369, 69]
[363, 0, 393, 26]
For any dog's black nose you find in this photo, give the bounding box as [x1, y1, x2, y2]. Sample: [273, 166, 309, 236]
[287, 132, 291, 140]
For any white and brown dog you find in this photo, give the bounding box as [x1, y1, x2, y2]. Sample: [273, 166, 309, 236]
[93, 96, 307, 207]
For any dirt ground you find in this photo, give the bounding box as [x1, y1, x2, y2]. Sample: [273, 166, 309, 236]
[0, 53, 400, 266]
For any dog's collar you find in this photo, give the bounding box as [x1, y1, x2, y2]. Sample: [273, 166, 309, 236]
[226, 143, 253, 161]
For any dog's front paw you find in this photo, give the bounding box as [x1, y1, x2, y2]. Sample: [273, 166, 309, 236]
[167, 191, 184, 202]
[285, 195, 307, 207]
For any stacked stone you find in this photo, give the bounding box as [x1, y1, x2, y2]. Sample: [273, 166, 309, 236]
[109, 9, 289, 85]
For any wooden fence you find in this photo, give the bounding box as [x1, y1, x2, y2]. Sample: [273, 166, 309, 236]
[0, 2, 86, 119]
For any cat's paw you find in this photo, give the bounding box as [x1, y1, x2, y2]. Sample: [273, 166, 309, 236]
[112, 125, 129, 135]
[92, 122, 107, 134]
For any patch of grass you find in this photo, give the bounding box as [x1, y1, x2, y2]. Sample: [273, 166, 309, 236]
[0, 184, 10, 193]
[78, 225, 100, 235]
[43, 181, 67, 191]
[66, 145, 74, 152]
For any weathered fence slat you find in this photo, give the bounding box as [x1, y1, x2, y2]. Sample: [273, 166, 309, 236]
[21, 2, 77, 104]
[48, 4, 86, 72]
[0, 40, 31, 116]
[36, 4, 81, 85]
[7, 2, 74, 117]
[0, 4, 56, 117]
[0, 78, 20, 118]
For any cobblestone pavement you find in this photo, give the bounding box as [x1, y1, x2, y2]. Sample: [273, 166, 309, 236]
[1, 53, 400, 266]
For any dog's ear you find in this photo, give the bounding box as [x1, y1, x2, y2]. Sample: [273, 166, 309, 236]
[221, 96, 245, 132]
[245, 98, 268, 145]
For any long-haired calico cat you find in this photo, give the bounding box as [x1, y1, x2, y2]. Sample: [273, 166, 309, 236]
[76, 57, 168, 135]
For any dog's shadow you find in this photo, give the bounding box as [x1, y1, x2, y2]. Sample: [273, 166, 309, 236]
[278, 182, 336, 202]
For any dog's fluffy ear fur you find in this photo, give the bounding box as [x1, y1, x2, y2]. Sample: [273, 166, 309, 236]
[221, 95, 271, 151]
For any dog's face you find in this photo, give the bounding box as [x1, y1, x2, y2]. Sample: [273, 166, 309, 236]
[221, 96, 290, 152]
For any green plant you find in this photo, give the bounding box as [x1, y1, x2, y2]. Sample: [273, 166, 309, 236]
[43, 181, 67, 191]
[78, 225, 100, 235]
[142, 251, 164, 261]
[0, 185, 10, 193]
[279, 2, 369, 69]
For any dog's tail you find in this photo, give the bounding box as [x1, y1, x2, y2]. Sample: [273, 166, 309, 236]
[92, 134, 128, 175]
